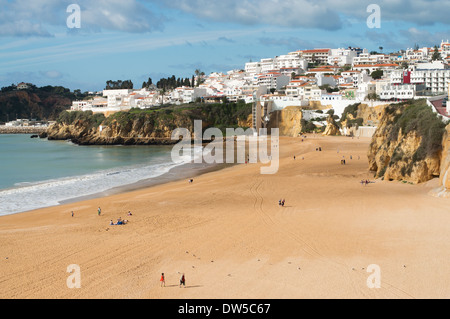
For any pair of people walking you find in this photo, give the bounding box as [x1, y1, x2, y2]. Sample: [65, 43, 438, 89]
[160, 273, 186, 288]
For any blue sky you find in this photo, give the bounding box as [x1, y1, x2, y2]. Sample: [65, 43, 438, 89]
[0, 0, 449, 92]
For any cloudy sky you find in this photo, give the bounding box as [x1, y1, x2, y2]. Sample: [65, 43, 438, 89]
[0, 0, 449, 91]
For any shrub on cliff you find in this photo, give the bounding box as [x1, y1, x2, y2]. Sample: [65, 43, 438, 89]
[386, 99, 446, 162]
[57, 110, 105, 129]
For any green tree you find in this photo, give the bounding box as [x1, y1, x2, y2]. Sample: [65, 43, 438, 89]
[371, 69, 384, 80]
[432, 46, 441, 61]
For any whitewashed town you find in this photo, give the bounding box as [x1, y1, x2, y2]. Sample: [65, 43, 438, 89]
[69, 40, 450, 120]
[7, 40, 450, 132]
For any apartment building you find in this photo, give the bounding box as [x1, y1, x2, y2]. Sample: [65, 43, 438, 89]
[352, 53, 390, 66]
[379, 84, 416, 101]
[299, 49, 331, 65]
[353, 63, 399, 74]
[327, 48, 360, 66]
[274, 54, 308, 71]
[245, 62, 262, 76]
[257, 72, 290, 91]
[285, 81, 321, 100]
[260, 58, 276, 73]
[103, 89, 132, 108]
[390, 68, 450, 94]
[441, 40, 450, 57]
[405, 48, 429, 61]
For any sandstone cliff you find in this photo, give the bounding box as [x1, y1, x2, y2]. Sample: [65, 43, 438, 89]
[267, 105, 303, 137]
[438, 124, 450, 196]
[368, 100, 447, 184]
[46, 103, 252, 145]
[322, 114, 341, 136]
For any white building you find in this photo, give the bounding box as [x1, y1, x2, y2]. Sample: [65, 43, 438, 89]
[352, 53, 390, 66]
[410, 69, 450, 94]
[257, 72, 290, 91]
[441, 40, 450, 57]
[327, 48, 358, 66]
[299, 49, 331, 65]
[17, 82, 29, 90]
[405, 48, 429, 61]
[71, 97, 108, 111]
[260, 58, 276, 73]
[379, 84, 416, 101]
[316, 74, 337, 87]
[103, 89, 132, 108]
[275, 55, 308, 71]
[357, 81, 377, 101]
[353, 63, 399, 74]
[285, 81, 321, 100]
[170, 87, 208, 104]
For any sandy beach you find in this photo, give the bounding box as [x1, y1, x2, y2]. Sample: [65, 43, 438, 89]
[0, 135, 449, 299]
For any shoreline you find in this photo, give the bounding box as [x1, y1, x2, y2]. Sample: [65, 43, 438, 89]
[60, 160, 236, 206]
[0, 137, 241, 217]
[1, 135, 449, 299]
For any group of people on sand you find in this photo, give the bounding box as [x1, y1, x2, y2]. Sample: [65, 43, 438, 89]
[278, 199, 286, 207]
[360, 179, 372, 186]
[109, 211, 133, 226]
[110, 217, 128, 226]
[160, 272, 186, 288]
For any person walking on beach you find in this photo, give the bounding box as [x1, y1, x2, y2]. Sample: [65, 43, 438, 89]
[71, 211, 74, 218]
[282, 199, 285, 207]
[180, 273, 186, 288]
[160, 273, 165, 287]
[98, 207, 101, 216]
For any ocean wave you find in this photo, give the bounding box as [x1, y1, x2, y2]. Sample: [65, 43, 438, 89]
[0, 147, 204, 216]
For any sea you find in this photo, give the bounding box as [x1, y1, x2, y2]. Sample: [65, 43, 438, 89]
[0, 135, 202, 216]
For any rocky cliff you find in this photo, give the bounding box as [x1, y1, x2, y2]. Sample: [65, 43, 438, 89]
[45, 102, 252, 145]
[368, 100, 448, 184]
[322, 114, 341, 136]
[438, 124, 450, 195]
[267, 105, 303, 137]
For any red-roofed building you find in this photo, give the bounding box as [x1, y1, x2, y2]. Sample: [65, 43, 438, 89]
[298, 49, 331, 65]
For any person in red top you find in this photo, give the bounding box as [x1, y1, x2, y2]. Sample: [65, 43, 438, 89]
[160, 273, 165, 287]
[180, 273, 186, 288]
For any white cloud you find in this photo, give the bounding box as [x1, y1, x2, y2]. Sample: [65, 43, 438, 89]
[152, 0, 450, 29]
[0, 0, 165, 37]
[154, 0, 342, 30]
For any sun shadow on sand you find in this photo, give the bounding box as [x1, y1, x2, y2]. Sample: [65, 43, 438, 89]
[162, 285, 203, 289]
